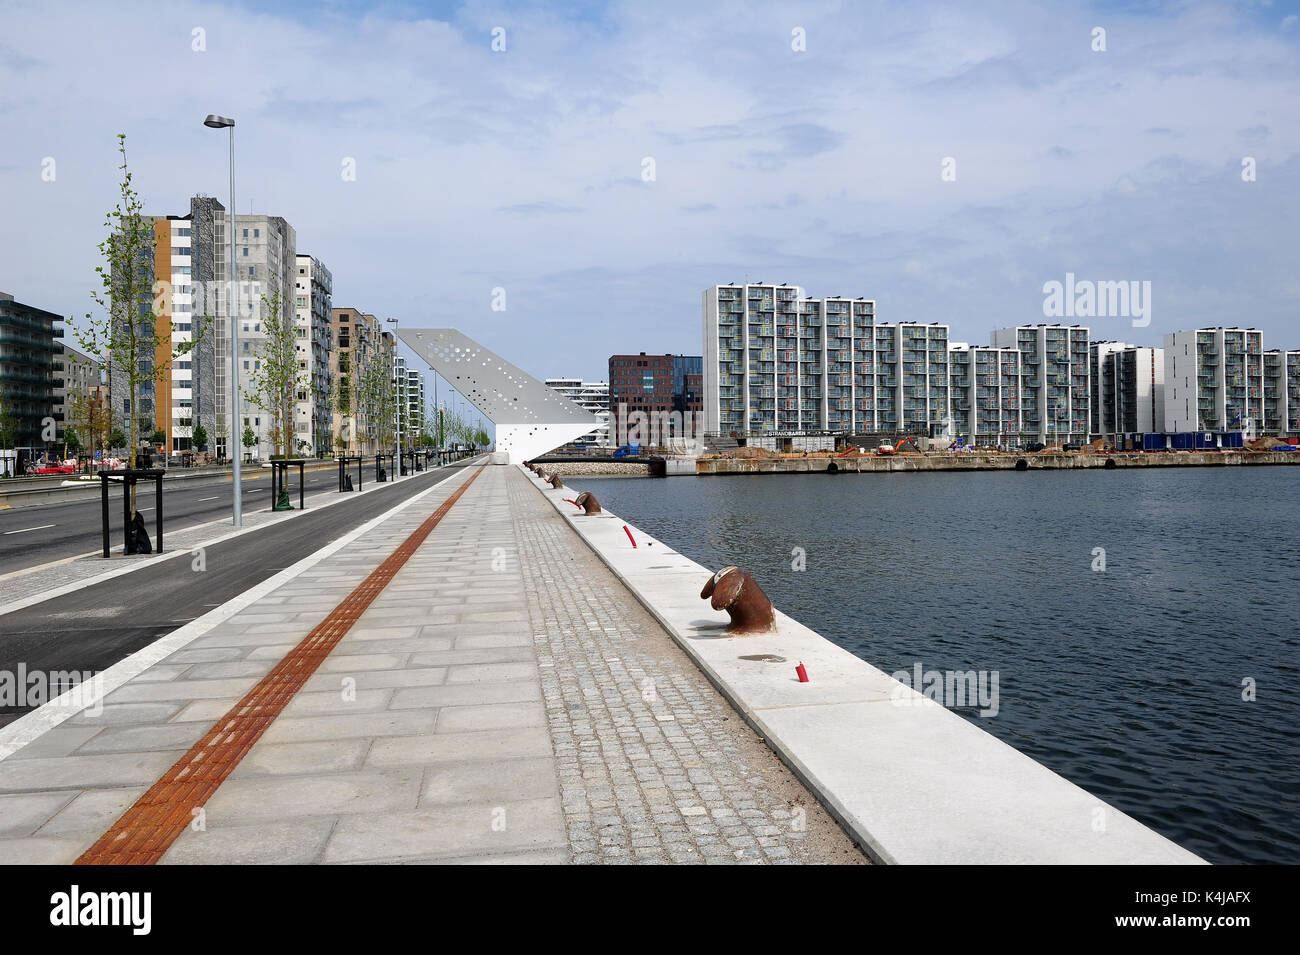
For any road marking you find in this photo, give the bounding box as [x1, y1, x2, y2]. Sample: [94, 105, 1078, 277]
[75, 465, 486, 865]
[3, 524, 55, 535]
[197, 496, 220, 502]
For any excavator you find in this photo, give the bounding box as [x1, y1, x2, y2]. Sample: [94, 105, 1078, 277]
[876, 436, 921, 455]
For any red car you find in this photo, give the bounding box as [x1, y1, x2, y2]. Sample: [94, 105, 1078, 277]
[26, 465, 76, 475]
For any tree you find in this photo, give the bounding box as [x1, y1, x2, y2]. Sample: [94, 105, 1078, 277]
[192, 424, 208, 451]
[356, 349, 395, 454]
[77, 135, 206, 508]
[242, 425, 257, 455]
[245, 291, 298, 458]
[0, 394, 20, 452]
[334, 352, 356, 454]
[108, 428, 127, 449]
[150, 429, 166, 446]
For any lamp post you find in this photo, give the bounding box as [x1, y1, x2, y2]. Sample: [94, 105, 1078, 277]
[203, 113, 241, 527]
[386, 318, 400, 476]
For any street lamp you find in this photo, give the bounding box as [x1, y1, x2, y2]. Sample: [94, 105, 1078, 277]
[386, 318, 400, 476]
[203, 113, 241, 527]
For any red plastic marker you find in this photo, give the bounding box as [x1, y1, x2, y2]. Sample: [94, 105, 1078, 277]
[795, 662, 809, 683]
[623, 525, 637, 548]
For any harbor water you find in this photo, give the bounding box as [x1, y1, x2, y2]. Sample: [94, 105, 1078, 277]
[574, 467, 1300, 864]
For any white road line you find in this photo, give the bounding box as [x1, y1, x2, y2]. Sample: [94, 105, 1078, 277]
[3, 524, 56, 535]
[197, 496, 220, 502]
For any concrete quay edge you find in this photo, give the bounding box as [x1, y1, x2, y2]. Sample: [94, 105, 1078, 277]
[521, 465, 1206, 865]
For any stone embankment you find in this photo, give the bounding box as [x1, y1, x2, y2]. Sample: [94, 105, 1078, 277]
[537, 461, 651, 477]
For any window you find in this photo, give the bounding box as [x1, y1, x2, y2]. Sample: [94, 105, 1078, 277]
[243, 360, 249, 369]
[242, 247, 248, 256]
[254, 228, 260, 238]
[248, 267, 254, 276]
[242, 229, 248, 238]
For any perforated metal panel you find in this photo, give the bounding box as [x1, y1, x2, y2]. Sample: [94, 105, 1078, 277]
[397, 328, 599, 462]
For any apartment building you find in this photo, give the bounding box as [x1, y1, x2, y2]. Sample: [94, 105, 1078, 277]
[107, 198, 298, 459]
[948, 345, 1021, 445]
[703, 284, 880, 434]
[1092, 345, 1165, 442]
[547, 377, 610, 447]
[330, 307, 381, 454]
[293, 255, 333, 455]
[991, 324, 1091, 444]
[1163, 328, 1264, 435]
[0, 291, 62, 448]
[1262, 349, 1300, 438]
[395, 355, 427, 445]
[53, 344, 103, 439]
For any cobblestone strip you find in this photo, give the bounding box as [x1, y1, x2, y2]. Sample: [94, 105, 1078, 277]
[506, 469, 862, 865]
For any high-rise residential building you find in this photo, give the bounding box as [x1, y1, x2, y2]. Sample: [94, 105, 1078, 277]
[948, 344, 1021, 445]
[1163, 328, 1264, 435]
[293, 254, 333, 456]
[395, 355, 426, 445]
[330, 308, 385, 454]
[703, 284, 878, 434]
[1092, 345, 1165, 442]
[109, 198, 297, 459]
[546, 377, 610, 447]
[991, 324, 1091, 445]
[1263, 349, 1300, 438]
[0, 291, 62, 449]
[1089, 341, 1131, 440]
[883, 322, 950, 435]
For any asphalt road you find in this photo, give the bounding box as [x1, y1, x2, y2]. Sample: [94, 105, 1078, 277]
[0, 462, 416, 576]
[0, 461, 475, 727]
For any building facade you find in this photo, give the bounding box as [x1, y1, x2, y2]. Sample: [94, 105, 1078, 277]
[1093, 345, 1165, 442]
[395, 355, 427, 446]
[0, 292, 62, 449]
[53, 344, 102, 442]
[294, 254, 334, 455]
[703, 284, 881, 434]
[1163, 328, 1264, 435]
[1263, 349, 1300, 438]
[330, 308, 383, 454]
[546, 377, 610, 447]
[948, 345, 1021, 446]
[608, 353, 698, 442]
[990, 324, 1091, 445]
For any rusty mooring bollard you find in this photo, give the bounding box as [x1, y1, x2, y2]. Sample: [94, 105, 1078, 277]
[700, 566, 776, 634]
[573, 490, 601, 515]
[548, 472, 564, 489]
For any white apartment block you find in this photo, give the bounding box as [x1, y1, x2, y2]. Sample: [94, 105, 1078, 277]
[703, 284, 884, 435]
[1163, 328, 1263, 435]
[991, 324, 1091, 444]
[1263, 349, 1300, 438]
[293, 254, 333, 455]
[948, 344, 1022, 445]
[395, 355, 426, 444]
[1095, 345, 1164, 440]
[546, 377, 611, 446]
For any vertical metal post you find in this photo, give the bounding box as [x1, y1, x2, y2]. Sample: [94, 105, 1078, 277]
[156, 472, 163, 553]
[101, 473, 110, 558]
[123, 475, 133, 555]
[229, 124, 242, 527]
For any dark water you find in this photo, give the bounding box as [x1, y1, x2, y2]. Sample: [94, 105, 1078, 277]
[575, 467, 1300, 865]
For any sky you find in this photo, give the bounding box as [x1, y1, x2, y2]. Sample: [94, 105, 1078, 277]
[3, 0, 1298, 392]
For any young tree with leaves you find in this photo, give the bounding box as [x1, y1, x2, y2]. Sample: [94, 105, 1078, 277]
[244, 291, 298, 458]
[77, 135, 205, 509]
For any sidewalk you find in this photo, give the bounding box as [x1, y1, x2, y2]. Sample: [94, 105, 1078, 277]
[0, 464, 863, 864]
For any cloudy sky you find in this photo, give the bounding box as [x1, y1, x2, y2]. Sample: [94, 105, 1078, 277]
[3, 0, 1298, 393]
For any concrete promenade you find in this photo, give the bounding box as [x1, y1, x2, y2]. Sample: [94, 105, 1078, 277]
[0, 464, 861, 864]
